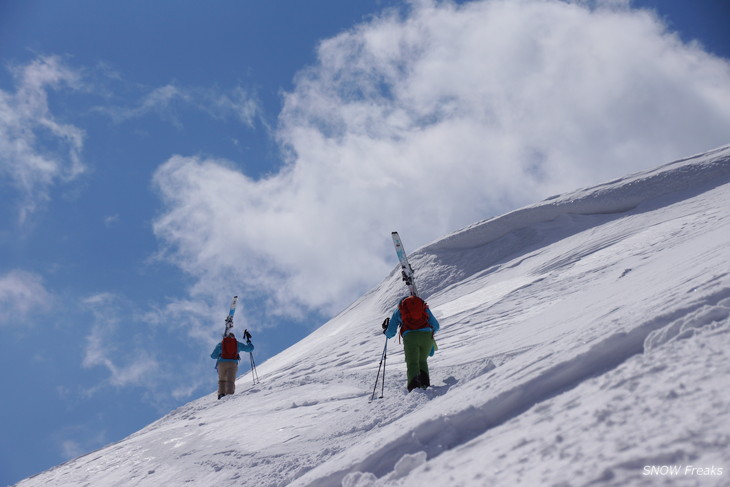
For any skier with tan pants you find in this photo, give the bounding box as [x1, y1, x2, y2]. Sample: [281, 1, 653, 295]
[210, 332, 254, 399]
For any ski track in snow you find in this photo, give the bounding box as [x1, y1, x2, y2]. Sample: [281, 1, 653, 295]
[13, 145, 730, 487]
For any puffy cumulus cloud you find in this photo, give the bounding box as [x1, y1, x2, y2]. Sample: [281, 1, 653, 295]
[152, 155, 377, 318]
[0, 269, 54, 326]
[0, 56, 86, 222]
[153, 0, 730, 319]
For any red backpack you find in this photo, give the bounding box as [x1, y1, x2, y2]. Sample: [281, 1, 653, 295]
[221, 336, 240, 360]
[398, 296, 430, 335]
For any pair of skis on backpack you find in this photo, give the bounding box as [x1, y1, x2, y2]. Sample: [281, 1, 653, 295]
[389, 232, 434, 336]
[371, 232, 438, 401]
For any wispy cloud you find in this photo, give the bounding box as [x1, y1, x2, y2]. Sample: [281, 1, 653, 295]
[81, 293, 161, 389]
[60, 439, 86, 459]
[0, 269, 53, 327]
[97, 82, 263, 129]
[103, 213, 120, 227]
[152, 0, 730, 320]
[78, 293, 216, 403]
[82, 323, 160, 387]
[0, 56, 86, 222]
[0, 55, 263, 225]
[98, 84, 190, 127]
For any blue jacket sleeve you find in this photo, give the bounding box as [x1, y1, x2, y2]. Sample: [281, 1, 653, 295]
[385, 309, 401, 339]
[210, 343, 222, 359]
[238, 340, 254, 353]
[427, 308, 440, 333]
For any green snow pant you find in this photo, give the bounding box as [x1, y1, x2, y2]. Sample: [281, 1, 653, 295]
[403, 331, 433, 388]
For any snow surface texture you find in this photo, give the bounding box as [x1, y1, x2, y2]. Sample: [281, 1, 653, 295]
[15, 146, 730, 486]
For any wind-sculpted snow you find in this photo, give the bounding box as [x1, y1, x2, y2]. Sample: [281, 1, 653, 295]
[14, 145, 730, 487]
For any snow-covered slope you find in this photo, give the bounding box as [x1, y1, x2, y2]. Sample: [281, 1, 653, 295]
[15, 146, 730, 487]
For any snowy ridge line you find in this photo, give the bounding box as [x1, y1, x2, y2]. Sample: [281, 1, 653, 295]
[403, 146, 730, 299]
[293, 285, 730, 487]
[427, 145, 730, 254]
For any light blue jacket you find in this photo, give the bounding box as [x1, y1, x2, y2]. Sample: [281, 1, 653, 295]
[385, 297, 440, 339]
[211, 337, 254, 365]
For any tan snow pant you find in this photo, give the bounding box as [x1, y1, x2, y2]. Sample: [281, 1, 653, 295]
[217, 361, 238, 396]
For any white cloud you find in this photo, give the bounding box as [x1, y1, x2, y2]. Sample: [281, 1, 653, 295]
[152, 0, 730, 320]
[0, 56, 86, 222]
[0, 269, 53, 326]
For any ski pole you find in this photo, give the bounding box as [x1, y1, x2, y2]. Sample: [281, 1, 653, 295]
[370, 318, 390, 401]
[370, 338, 388, 401]
[380, 317, 390, 399]
[249, 350, 260, 385]
[244, 329, 260, 385]
[380, 337, 387, 399]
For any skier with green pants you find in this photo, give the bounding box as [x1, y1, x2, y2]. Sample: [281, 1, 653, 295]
[384, 295, 440, 392]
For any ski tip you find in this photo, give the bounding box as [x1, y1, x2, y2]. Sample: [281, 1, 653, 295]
[391, 231, 398, 235]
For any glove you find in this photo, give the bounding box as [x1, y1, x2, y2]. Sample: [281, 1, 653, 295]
[381, 317, 390, 334]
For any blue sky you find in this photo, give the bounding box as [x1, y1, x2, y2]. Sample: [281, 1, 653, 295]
[1, 0, 729, 484]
